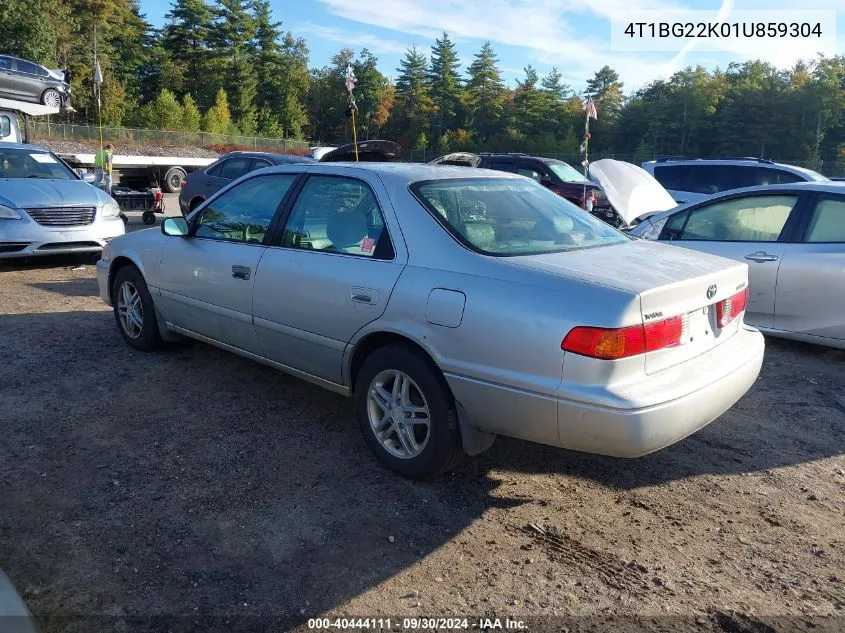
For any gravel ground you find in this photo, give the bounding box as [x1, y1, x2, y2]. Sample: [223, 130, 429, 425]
[1, 215, 844, 633]
[34, 140, 221, 159]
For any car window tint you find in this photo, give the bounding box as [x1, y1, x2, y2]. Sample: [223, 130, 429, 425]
[219, 157, 251, 180]
[16, 60, 41, 75]
[688, 165, 756, 194]
[653, 165, 695, 191]
[487, 159, 516, 172]
[754, 168, 804, 186]
[412, 178, 627, 256]
[205, 161, 223, 177]
[194, 174, 296, 243]
[250, 158, 272, 172]
[662, 210, 689, 239]
[281, 176, 392, 259]
[0, 115, 11, 139]
[517, 166, 542, 181]
[678, 195, 798, 242]
[804, 197, 845, 243]
[0, 57, 12, 71]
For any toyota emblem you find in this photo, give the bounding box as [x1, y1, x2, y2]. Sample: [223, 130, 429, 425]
[706, 284, 717, 300]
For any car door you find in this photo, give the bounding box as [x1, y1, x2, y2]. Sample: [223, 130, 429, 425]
[252, 173, 407, 385]
[0, 57, 18, 97]
[157, 172, 300, 353]
[660, 191, 805, 329]
[773, 193, 845, 342]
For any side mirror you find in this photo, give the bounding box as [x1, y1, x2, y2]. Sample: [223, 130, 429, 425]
[161, 216, 189, 236]
[539, 174, 553, 186]
[78, 169, 96, 183]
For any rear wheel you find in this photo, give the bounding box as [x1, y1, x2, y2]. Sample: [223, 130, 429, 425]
[41, 89, 61, 108]
[163, 167, 186, 193]
[354, 346, 463, 479]
[111, 265, 162, 352]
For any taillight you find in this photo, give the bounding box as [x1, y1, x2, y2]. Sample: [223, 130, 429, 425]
[181, 180, 188, 187]
[562, 315, 684, 360]
[717, 287, 749, 328]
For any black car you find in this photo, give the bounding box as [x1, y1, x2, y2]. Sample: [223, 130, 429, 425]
[179, 151, 314, 215]
[428, 152, 614, 222]
[0, 54, 71, 108]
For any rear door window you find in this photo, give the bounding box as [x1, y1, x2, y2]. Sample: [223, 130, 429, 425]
[219, 156, 251, 180]
[485, 157, 516, 173]
[16, 60, 43, 76]
[676, 195, 799, 242]
[250, 158, 272, 172]
[753, 168, 804, 185]
[688, 165, 755, 194]
[653, 165, 695, 191]
[803, 196, 845, 243]
[0, 57, 12, 71]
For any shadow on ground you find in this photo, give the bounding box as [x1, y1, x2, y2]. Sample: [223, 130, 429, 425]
[0, 311, 843, 632]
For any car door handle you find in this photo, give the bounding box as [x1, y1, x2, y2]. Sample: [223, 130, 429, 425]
[351, 287, 377, 305]
[745, 252, 779, 263]
[231, 265, 251, 280]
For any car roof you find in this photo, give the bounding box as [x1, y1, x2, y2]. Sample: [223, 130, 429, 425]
[262, 161, 525, 183]
[643, 157, 811, 171]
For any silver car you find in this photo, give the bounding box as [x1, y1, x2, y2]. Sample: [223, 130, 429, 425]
[0, 143, 124, 258]
[96, 163, 764, 478]
[629, 183, 845, 349]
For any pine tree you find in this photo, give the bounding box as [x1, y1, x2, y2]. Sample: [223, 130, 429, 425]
[428, 32, 463, 138]
[512, 65, 543, 138]
[212, 0, 258, 134]
[465, 42, 506, 141]
[203, 88, 232, 135]
[163, 0, 215, 106]
[392, 46, 434, 145]
[182, 93, 202, 131]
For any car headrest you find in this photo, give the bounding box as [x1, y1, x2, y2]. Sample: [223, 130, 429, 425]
[462, 221, 495, 248]
[326, 210, 368, 249]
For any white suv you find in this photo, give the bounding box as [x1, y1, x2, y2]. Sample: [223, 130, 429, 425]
[641, 158, 828, 204]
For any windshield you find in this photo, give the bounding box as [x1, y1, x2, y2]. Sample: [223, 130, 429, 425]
[547, 161, 585, 183]
[411, 177, 628, 256]
[0, 148, 77, 180]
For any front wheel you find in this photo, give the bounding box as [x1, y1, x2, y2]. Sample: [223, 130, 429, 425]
[111, 265, 162, 352]
[42, 89, 61, 108]
[142, 211, 156, 225]
[354, 346, 463, 479]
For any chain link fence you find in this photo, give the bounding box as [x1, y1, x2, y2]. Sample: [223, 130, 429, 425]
[28, 121, 311, 153]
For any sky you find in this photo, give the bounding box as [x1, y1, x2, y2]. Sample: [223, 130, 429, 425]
[139, 0, 844, 93]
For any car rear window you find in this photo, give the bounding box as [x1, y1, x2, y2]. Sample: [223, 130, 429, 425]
[410, 178, 627, 256]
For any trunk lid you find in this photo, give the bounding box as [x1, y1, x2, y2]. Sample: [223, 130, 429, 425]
[509, 239, 750, 373]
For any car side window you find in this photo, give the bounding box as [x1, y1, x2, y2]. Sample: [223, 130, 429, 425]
[219, 157, 251, 180]
[16, 60, 41, 75]
[281, 176, 393, 259]
[486, 158, 516, 173]
[0, 57, 12, 71]
[688, 165, 755, 194]
[677, 195, 798, 242]
[804, 197, 845, 243]
[250, 158, 272, 172]
[0, 115, 11, 139]
[205, 161, 223, 177]
[653, 165, 695, 191]
[518, 166, 542, 181]
[754, 168, 803, 186]
[194, 174, 297, 243]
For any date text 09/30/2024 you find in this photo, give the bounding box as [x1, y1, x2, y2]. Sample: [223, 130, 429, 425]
[307, 617, 528, 630]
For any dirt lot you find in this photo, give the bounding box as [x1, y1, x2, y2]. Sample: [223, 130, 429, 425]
[1, 214, 844, 633]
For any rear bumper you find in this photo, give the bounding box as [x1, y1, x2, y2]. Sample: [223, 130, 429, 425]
[556, 326, 765, 457]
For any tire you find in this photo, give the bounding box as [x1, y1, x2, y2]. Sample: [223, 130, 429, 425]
[111, 265, 162, 352]
[162, 167, 186, 193]
[41, 89, 61, 108]
[354, 346, 463, 479]
[142, 211, 156, 225]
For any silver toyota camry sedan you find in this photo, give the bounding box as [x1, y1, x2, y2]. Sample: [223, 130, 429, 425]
[97, 163, 765, 478]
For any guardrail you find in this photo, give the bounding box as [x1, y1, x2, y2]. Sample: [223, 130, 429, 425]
[28, 121, 311, 153]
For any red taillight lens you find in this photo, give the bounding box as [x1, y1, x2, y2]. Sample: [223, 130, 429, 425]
[181, 180, 188, 187]
[562, 315, 684, 360]
[717, 288, 749, 328]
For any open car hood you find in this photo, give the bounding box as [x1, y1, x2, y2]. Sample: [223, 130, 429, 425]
[588, 159, 678, 226]
[318, 140, 401, 162]
[427, 152, 482, 167]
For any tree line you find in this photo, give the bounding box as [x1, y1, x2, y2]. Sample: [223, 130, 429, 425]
[1, 0, 844, 168]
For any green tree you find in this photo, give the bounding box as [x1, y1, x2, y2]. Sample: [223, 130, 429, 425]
[0, 0, 68, 65]
[212, 0, 257, 134]
[182, 93, 202, 131]
[465, 42, 507, 141]
[145, 88, 185, 130]
[512, 65, 543, 138]
[428, 32, 463, 138]
[162, 0, 215, 106]
[203, 88, 232, 135]
[352, 49, 393, 139]
[391, 46, 434, 146]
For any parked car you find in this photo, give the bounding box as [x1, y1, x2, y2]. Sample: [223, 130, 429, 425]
[642, 157, 828, 205]
[628, 181, 845, 349]
[0, 55, 71, 108]
[178, 151, 313, 215]
[97, 163, 764, 478]
[428, 152, 617, 224]
[0, 143, 124, 258]
[318, 139, 401, 162]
